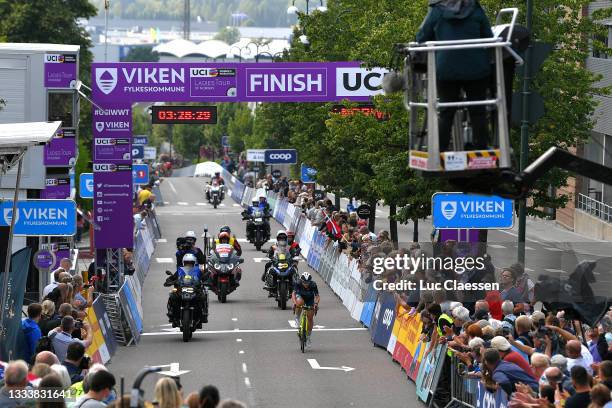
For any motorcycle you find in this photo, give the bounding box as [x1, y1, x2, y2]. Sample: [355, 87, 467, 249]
[245, 209, 270, 251]
[164, 270, 205, 342]
[207, 181, 224, 208]
[207, 243, 243, 303]
[263, 248, 299, 310]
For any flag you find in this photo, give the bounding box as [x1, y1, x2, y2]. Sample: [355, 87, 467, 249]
[324, 213, 342, 240]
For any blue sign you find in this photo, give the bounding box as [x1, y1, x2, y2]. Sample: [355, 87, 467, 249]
[264, 149, 297, 165]
[132, 164, 149, 185]
[0, 200, 77, 236]
[432, 193, 514, 229]
[370, 291, 396, 348]
[132, 145, 144, 159]
[221, 135, 230, 147]
[301, 164, 317, 183]
[79, 173, 94, 199]
[477, 382, 508, 407]
[133, 136, 148, 145]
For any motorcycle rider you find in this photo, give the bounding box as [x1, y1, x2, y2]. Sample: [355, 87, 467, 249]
[292, 271, 320, 348]
[206, 172, 225, 201]
[174, 231, 206, 278]
[166, 253, 208, 325]
[213, 226, 243, 256]
[261, 230, 293, 286]
[242, 198, 271, 241]
[286, 231, 301, 258]
[213, 231, 242, 284]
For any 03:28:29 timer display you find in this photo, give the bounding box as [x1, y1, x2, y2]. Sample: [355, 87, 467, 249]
[151, 106, 218, 124]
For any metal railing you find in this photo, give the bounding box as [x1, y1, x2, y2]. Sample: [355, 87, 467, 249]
[577, 193, 612, 222]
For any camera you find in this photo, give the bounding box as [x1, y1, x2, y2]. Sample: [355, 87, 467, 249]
[75, 319, 84, 330]
[79, 355, 91, 370]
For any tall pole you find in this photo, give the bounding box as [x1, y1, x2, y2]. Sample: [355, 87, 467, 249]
[0, 153, 24, 340]
[104, 0, 109, 62]
[517, 0, 534, 265]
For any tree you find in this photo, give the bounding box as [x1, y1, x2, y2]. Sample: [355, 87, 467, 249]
[123, 46, 159, 62]
[214, 27, 240, 45]
[227, 106, 253, 153]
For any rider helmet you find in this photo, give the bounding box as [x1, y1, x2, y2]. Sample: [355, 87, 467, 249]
[218, 232, 231, 243]
[182, 253, 197, 272]
[300, 271, 312, 283]
[220, 226, 231, 234]
[258, 194, 266, 202]
[276, 230, 288, 246]
[185, 230, 197, 244]
[252, 199, 259, 206]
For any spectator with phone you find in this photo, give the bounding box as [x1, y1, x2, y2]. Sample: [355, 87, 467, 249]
[50, 316, 93, 363]
[62, 342, 90, 384]
[71, 275, 94, 312]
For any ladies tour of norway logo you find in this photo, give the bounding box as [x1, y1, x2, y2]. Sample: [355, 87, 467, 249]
[95, 68, 118, 95]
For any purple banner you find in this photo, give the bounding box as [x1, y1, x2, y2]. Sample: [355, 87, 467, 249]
[34, 250, 55, 270]
[91, 62, 380, 103]
[41, 177, 71, 199]
[45, 53, 77, 88]
[51, 242, 71, 270]
[92, 105, 132, 138]
[94, 137, 131, 161]
[44, 129, 76, 167]
[93, 163, 134, 249]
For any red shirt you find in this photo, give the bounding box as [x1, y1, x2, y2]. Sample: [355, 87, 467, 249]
[503, 350, 537, 379]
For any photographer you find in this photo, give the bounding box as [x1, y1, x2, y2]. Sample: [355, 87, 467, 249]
[50, 316, 93, 363]
[62, 342, 91, 384]
[175, 231, 206, 271]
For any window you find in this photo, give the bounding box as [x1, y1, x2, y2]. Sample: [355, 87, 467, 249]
[47, 92, 75, 128]
[592, 26, 611, 59]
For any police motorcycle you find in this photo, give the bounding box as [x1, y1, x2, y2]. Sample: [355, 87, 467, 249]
[242, 199, 270, 251]
[206, 179, 225, 208]
[262, 245, 299, 310]
[207, 243, 244, 303]
[164, 254, 208, 342]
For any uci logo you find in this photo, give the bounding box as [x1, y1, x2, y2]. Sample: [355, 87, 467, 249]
[45, 54, 63, 63]
[95, 138, 116, 146]
[382, 308, 394, 329]
[93, 163, 116, 172]
[269, 153, 293, 160]
[45, 179, 59, 186]
[336, 67, 388, 97]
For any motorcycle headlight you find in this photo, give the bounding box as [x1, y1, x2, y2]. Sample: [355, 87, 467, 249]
[214, 263, 221, 270]
[228, 263, 234, 270]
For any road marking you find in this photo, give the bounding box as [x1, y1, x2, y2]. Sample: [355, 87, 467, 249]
[168, 181, 177, 194]
[237, 238, 249, 243]
[232, 318, 238, 322]
[543, 247, 563, 252]
[236, 338, 243, 342]
[525, 268, 534, 272]
[239, 350, 245, 354]
[196, 202, 207, 206]
[307, 359, 355, 372]
[177, 202, 189, 206]
[163, 201, 170, 205]
[253, 258, 268, 263]
[545, 268, 566, 273]
[288, 320, 298, 328]
[141, 327, 367, 336]
[242, 363, 248, 374]
[525, 246, 535, 251]
[156, 238, 167, 243]
[219, 203, 226, 207]
[156, 258, 174, 263]
[233, 204, 242, 207]
[489, 244, 506, 249]
[244, 377, 251, 388]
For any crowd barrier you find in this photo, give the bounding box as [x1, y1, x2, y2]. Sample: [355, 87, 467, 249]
[217, 184, 511, 407]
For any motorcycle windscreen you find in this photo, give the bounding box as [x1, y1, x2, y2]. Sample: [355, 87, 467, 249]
[215, 244, 233, 259]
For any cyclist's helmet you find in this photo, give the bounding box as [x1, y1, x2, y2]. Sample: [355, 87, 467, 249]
[182, 253, 197, 267]
[220, 226, 231, 234]
[185, 230, 197, 244]
[252, 199, 259, 206]
[287, 231, 296, 242]
[300, 271, 312, 283]
[218, 231, 231, 243]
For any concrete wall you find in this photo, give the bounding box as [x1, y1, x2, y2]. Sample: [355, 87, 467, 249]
[574, 209, 612, 240]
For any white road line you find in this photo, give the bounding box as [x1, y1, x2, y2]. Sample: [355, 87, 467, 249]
[156, 258, 174, 263]
[219, 203, 226, 207]
[545, 268, 566, 273]
[156, 238, 167, 243]
[196, 202, 207, 206]
[525, 268, 534, 272]
[253, 258, 268, 263]
[141, 327, 367, 336]
[168, 181, 177, 194]
[237, 239, 249, 243]
[497, 230, 540, 244]
[543, 247, 563, 252]
[163, 201, 170, 205]
[239, 350, 245, 354]
[244, 377, 251, 388]
[288, 320, 298, 328]
[232, 318, 238, 322]
[525, 246, 535, 251]
[236, 338, 243, 342]
[488, 244, 506, 249]
[242, 363, 248, 374]
[177, 202, 188, 206]
[233, 204, 242, 207]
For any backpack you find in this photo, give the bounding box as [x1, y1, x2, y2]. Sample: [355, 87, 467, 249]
[34, 331, 57, 355]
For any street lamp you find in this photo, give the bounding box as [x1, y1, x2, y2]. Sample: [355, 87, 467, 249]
[247, 40, 271, 63]
[287, 0, 327, 15]
[257, 51, 285, 62]
[230, 45, 249, 62]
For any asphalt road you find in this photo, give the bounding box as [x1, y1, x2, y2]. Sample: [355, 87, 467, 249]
[109, 176, 415, 407]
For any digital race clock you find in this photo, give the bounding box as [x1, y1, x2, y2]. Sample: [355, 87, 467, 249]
[151, 106, 218, 124]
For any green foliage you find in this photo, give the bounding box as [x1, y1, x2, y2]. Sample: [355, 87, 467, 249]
[123, 46, 160, 62]
[90, 0, 293, 27]
[227, 106, 253, 153]
[214, 26, 241, 44]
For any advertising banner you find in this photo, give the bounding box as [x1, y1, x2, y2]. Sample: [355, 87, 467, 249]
[118, 282, 141, 344]
[132, 164, 149, 185]
[44, 128, 76, 167]
[50, 242, 71, 270]
[400, 314, 424, 375]
[86, 300, 111, 364]
[44, 53, 77, 88]
[143, 146, 157, 160]
[301, 164, 317, 183]
[477, 381, 508, 407]
[370, 291, 396, 348]
[265, 149, 297, 165]
[432, 193, 514, 229]
[91, 62, 386, 103]
[416, 344, 447, 403]
[93, 163, 134, 248]
[0, 200, 76, 236]
[92, 105, 132, 138]
[41, 177, 71, 199]
[79, 173, 94, 199]
[246, 149, 265, 162]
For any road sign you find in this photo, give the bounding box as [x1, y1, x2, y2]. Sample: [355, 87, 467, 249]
[79, 173, 94, 199]
[143, 146, 157, 160]
[0, 199, 77, 236]
[246, 149, 265, 162]
[132, 164, 149, 185]
[432, 193, 514, 229]
[221, 135, 230, 147]
[264, 149, 297, 165]
[356, 204, 372, 220]
[132, 145, 144, 159]
[301, 164, 317, 183]
[133, 135, 148, 145]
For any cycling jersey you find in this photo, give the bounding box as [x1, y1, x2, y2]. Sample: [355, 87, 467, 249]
[294, 281, 319, 306]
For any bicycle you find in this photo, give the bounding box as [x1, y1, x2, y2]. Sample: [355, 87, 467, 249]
[297, 305, 315, 353]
